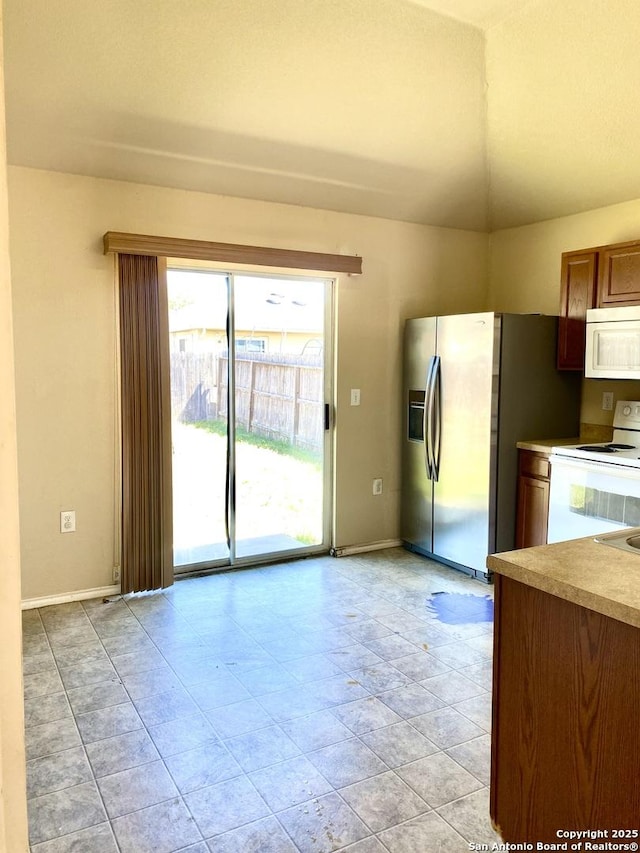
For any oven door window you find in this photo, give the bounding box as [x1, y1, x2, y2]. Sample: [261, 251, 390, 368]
[548, 457, 640, 543]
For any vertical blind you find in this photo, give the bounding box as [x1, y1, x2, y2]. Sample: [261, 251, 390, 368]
[118, 254, 173, 593]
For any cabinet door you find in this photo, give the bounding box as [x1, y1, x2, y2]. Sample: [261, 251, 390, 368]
[515, 475, 549, 548]
[597, 240, 640, 306]
[557, 251, 597, 370]
[491, 575, 640, 840]
[515, 450, 550, 549]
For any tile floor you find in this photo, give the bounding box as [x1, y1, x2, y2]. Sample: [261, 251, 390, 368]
[22, 547, 499, 852]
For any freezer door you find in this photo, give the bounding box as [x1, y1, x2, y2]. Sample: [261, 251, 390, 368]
[401, 317, 437, 551]
[432, 312, 498, 571]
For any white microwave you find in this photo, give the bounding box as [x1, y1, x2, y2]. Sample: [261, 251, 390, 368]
[585, 305, 640, 379]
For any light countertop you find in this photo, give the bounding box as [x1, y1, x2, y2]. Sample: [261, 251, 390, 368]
[487, 536, 640, 629]
[516, 437, 580, 453]
[516, 424, 614, 454]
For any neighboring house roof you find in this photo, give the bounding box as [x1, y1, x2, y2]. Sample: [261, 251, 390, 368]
[168, 271, 324, 335]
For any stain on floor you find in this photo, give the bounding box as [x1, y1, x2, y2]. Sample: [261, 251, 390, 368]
[426, 591, 494, 624]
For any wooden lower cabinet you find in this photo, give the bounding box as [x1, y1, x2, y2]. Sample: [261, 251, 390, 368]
[491, 575, 640, 840]
[515, 450, 550, 548]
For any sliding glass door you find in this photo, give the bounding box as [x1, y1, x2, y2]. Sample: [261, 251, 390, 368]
[167, 267, 332, 572]
[168, 270, 229, 567]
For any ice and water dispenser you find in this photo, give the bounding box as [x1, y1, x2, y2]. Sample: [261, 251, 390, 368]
[408, 390, 425, 442]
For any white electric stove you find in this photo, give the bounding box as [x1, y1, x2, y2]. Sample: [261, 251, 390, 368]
[551, 400, 640, 469]
[548, 401, 640, 543]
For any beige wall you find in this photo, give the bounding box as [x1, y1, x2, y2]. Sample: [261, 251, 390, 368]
[9, 166, 489, 600]
[489, 198, 640, 426]
[16, 165, 640, 602]
[0, 16, 28, 852]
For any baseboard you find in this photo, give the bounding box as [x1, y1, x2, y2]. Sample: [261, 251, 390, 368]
[22, 584, 122, 610]
[21, 542, 403, 606]
[329, 539, 402, 557]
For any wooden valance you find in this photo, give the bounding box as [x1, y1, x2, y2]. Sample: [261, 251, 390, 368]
[103, 232, 362, 275]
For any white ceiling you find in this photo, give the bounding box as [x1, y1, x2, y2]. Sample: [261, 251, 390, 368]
[4, 0, 640, 232]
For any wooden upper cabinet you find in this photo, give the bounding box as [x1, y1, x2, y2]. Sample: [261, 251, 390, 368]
[597, 240, 640, 306]
[557, 250, 598, 370]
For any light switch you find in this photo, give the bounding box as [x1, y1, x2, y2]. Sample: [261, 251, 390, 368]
[350, 389, 361, 406]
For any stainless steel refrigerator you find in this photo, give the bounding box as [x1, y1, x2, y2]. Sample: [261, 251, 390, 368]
[401, 312, 581, 581]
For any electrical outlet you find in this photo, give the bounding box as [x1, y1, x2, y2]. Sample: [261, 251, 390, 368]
[113, 565, 121, 583]
[373, 478, 383, 495]
[350, 389, 361, 406]
[602, 392, 614, 411]
[60, 510, 76, 533]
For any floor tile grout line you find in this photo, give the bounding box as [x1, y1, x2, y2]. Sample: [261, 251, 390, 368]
[35, 604, 129, 852]
[79, 587, 211, 853]
[331, 769, 434, 843]
[81, 589, 331, 845]
[434, 785, 495, 845]
[25, 706, 489, 790]
[27, 603, 150, 848]
[24, 711, 494, 808]
[89, 601, 250, 804]
[24, 552, 496, 852]
[88, 591, 335, 795]
[93, 666, 473, 839]
[181, 762, 273, 843]
[107, 792, 205, 850]
[188, 719, 484, 819]
[125, 598, 281, 707]
[277, 785, 390, 852]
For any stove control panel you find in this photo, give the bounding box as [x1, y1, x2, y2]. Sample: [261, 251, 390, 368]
[614, 400, 640, 428]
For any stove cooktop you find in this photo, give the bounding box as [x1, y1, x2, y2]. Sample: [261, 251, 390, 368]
[552, 439, 640, 469]
[551, 401, 640, 468]
[575, 443, 635, 453]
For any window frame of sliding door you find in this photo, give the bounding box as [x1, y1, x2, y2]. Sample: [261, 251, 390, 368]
[169, 265, 335, 577]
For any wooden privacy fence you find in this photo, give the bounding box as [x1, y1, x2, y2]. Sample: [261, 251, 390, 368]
[170, 352, 218, 423]
[170, 351, 324, 450]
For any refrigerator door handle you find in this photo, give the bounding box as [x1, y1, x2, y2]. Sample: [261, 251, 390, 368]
[424, 356, 438, 480]
[431, 356, 442, 481]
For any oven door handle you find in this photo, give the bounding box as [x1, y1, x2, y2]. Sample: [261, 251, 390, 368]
[550, 454, 640, 478]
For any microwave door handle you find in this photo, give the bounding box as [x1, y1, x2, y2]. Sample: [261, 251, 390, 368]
[431, 356, 442, 481]
[424, 357, 436, 480]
